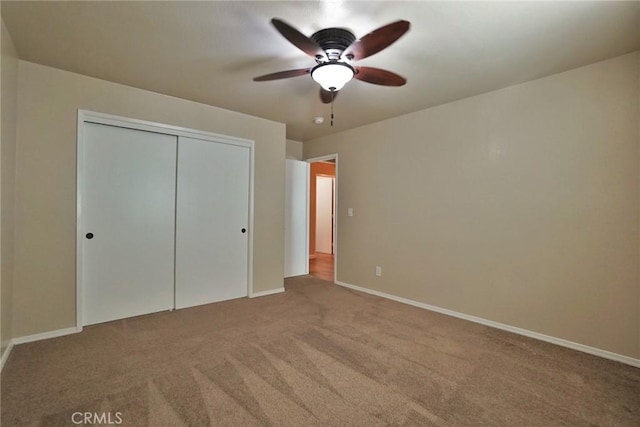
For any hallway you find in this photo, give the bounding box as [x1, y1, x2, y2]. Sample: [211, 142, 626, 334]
[309, 253, 334, 282]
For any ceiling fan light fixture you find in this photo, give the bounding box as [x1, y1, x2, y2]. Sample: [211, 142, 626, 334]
[311, 62, 354, 92]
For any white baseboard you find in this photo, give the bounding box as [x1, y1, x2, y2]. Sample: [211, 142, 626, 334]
[1, 326, 79, 372]
[249, 287, 285, 298]
[335, 280, 640, 368]
[12, 326, 81, 345]
[0, 340, 15, 372]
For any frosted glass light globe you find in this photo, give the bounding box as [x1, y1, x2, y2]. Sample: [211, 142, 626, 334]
[311, 62, 355, 92]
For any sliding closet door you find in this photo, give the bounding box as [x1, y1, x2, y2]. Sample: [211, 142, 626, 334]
[175, 137, 250, 309]
[81, 123, 177, 325]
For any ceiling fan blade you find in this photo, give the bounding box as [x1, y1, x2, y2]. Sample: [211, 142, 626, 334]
[320, 88, 338, 104]
[354, 66, 406, 86]
[344, 20, 410, 61]
[253, 68, 310, 81]
[271, 18, 325, 58]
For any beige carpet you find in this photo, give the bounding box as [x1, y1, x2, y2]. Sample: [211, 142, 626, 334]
[2, 276, 638, 426]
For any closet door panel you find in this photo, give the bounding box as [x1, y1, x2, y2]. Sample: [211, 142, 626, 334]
[175, 137, 250, 309]
[81, 123, 177, 325]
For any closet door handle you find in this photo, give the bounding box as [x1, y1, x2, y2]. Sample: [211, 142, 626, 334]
[241, 228, 246, 234]
[86, 233, 94, 239]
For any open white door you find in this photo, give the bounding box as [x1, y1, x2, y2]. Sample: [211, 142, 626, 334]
[284, 160, 309, 277]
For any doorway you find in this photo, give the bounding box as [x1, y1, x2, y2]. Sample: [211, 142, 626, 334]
[307, 156, 337, 282]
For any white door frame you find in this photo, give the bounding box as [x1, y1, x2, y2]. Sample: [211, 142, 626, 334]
[76, 110, 255, 330]
[305, 154, 338, 283]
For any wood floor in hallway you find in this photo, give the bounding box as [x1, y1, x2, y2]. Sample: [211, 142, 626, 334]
[309, 252, 334, 281]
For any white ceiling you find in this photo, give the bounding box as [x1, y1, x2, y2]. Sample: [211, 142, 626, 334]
[2, 1, 639, 141]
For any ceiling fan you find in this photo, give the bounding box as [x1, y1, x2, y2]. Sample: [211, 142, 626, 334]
[253, 18, 410, 104]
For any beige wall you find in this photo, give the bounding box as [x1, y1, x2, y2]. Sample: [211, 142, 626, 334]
[13, 60, 285, 337]
[305, 52, 640, 358]
[1, 18, 18, 356]
[286, 139, 303, 160]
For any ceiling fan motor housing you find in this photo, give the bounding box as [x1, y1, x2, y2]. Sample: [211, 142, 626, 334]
[311, 28, 356, 60]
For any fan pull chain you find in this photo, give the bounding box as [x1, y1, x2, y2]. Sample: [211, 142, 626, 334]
[331, 91, 334, 126]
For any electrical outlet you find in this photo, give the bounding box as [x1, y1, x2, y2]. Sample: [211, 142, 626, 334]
[375, 266, 382, 277]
